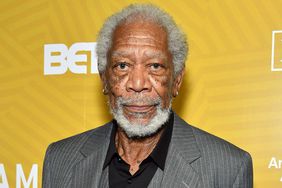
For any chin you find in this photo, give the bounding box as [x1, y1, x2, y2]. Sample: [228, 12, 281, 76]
[110, 97, 171, 138]
[124, 114, 154, 126]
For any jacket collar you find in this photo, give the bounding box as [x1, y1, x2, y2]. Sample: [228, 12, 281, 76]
[79, 123, 112, 157]
[156, 113, 202, 188]
[71, 123, 113, 188]
[170, 112, 201, 163]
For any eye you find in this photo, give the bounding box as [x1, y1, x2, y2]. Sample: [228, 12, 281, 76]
[150, 63, 162, 70]
[118, 63, 127, 69]
[114, 62, 128, 70]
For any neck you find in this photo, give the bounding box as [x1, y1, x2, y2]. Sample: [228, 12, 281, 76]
[115, 127, 163, 166]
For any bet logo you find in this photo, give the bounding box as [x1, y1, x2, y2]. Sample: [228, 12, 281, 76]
[44, 42, 98, 75]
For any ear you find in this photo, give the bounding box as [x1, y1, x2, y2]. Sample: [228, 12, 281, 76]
[172, 69, 185, 97]
[99, 72, 109, 95]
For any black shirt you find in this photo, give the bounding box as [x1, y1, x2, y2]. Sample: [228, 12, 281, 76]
[103, 112, 174, 188]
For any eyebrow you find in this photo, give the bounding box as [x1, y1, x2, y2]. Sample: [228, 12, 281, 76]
[111, 50, 167, 59]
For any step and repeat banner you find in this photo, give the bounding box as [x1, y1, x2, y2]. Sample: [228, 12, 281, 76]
[0, 0, 282, 187]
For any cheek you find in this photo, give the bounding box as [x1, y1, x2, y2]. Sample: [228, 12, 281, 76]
[108, 73, 128, 96]
[108, 76, 124, 110]
[149, 74, 172, 98]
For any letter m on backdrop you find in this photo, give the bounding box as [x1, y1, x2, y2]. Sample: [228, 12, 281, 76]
[271, 30, 282, 71]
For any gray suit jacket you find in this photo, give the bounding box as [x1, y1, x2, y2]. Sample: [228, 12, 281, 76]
[42, 113, 253, 188]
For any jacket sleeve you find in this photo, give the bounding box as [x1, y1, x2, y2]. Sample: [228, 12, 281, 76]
[42, 143, 54, 188]
[232, 152, 253, 188]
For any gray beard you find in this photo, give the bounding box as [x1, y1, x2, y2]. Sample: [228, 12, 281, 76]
[109, 96, 171, 138]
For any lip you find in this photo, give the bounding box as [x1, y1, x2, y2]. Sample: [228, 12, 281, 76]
[123, 105, 156, 113]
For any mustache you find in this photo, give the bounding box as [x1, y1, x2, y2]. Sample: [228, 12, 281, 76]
[117, 96, 161, 106]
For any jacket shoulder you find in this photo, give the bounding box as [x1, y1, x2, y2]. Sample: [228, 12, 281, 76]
[42, 122, 113, 187]
[191, 125, 250, 160]
[173, 114, 252, 184]
[47, 122, 112, 155]
[174, 113, 249, 159]
[189, 124, 252, 185]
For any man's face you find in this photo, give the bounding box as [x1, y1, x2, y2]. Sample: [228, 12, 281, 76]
[102, 20, 183, 137]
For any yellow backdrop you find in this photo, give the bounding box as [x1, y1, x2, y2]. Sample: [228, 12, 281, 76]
[1, 0, 282, 187]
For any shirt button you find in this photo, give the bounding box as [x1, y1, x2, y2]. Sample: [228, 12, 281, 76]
[127, 179, 132, 184]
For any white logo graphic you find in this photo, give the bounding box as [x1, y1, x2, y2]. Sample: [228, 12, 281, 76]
[0, 163, 38, 188]
[271, 30, 282, 71]
[44, 42, 98, 75]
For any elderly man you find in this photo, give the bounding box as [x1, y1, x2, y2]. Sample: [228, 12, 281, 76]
[42, 4, 253, 188]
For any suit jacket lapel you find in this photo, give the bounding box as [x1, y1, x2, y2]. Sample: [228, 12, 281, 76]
[160, 113, 203, 188]
[148, 168, 163, 188]
[71, 123, 113, 188]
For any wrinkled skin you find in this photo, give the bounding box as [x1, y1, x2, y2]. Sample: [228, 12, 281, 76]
[101, 20, 184, 125]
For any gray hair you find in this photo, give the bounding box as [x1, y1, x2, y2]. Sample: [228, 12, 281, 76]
[96, 4, 188, 76]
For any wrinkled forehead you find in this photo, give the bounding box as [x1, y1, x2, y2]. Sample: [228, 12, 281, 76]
[111, 50, 167, 59]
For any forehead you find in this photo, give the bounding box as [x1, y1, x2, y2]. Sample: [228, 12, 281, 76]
[111, 49, 167, 60]
[111, 20, 169, 53]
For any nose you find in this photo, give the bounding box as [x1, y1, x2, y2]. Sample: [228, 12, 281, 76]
[126, 65, 151, 93]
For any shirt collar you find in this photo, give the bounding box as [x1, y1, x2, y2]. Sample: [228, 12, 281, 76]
[103, 112, 174, 170]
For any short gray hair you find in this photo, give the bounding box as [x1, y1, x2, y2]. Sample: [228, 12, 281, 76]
[96, 4, 188, 76]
